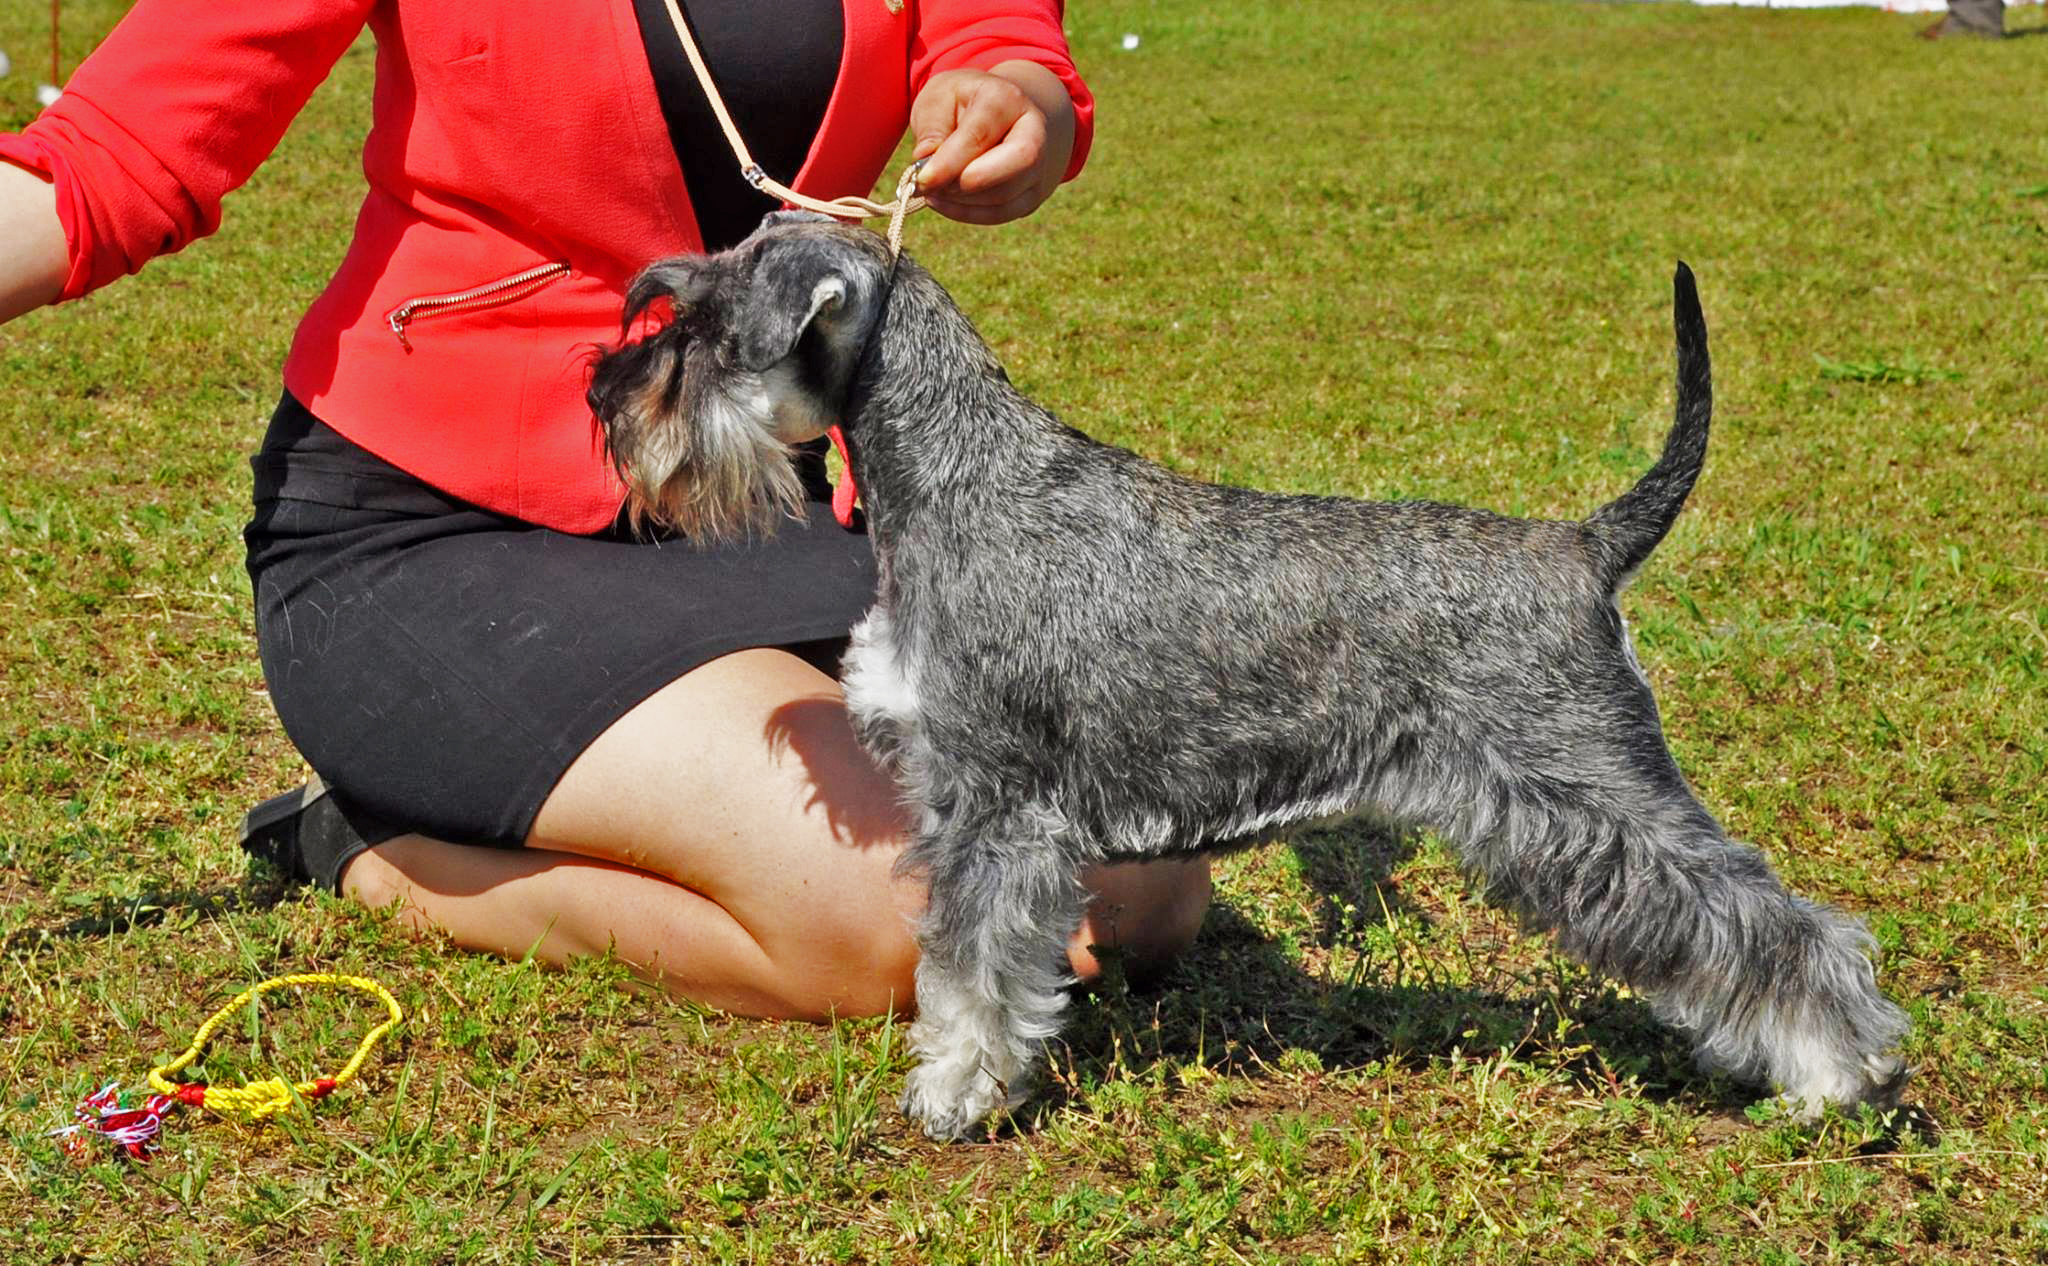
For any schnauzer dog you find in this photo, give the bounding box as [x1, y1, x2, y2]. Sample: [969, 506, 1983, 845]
[589, 214, 1910, 1141]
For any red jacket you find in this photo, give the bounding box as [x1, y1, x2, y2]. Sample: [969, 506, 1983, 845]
[2, 0, 1093, 532]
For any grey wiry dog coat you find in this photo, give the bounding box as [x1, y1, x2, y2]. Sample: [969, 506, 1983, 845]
[589, 217, 1909, 1140]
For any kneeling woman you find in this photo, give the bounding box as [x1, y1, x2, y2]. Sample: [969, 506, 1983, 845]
[0, 0, 1210, 1017]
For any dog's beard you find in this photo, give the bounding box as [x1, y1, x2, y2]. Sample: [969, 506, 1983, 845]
[592, 331, 810, 541]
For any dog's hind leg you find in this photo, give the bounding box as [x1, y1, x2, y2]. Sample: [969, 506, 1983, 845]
[897, 805, 1084, 1140]
[1438, 733, 1909, 1117]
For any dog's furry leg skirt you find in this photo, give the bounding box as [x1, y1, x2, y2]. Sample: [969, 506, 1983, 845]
[1441, 754, 1910, 1115]
[899, 805, 1082, 1140]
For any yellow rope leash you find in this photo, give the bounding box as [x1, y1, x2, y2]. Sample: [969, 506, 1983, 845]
[148, 973, 404, 1119]
[57, 972, 404, 1160]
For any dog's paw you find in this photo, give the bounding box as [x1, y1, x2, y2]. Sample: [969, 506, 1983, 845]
[899, 1058, 1020, 1141]
[1772, 1051, 1911, 1123]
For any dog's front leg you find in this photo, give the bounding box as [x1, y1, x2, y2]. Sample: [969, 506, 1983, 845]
[899, 812, 1083, 1140]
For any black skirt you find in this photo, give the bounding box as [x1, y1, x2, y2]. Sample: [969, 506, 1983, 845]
[242, 393, 878, 847]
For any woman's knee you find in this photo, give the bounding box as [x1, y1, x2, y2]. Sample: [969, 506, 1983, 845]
[759, 858, 1219, 1019]
[775, 856, 1218, 1013]
[747, 889, 924, 1022]
[1071, 857, 1213, 988]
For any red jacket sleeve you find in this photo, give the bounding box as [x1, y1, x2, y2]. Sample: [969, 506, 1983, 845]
[0, 0, 373, 303]
[910, 0, 1095, 182]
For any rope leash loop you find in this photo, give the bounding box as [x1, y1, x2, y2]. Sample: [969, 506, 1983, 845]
[884, 159, 927, 258]
[659, 0, 927, 251]
[55, 972, 404, 1160]
[146, 972, 404, 1118]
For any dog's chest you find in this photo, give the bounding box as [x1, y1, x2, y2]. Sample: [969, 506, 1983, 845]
[840, 607, 923, 754]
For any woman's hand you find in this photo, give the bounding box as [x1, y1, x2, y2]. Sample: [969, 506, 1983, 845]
[908, 60, 1077, 225]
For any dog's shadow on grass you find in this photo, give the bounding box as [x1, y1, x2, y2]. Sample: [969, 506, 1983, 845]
[1052, 820, 1742, 1117]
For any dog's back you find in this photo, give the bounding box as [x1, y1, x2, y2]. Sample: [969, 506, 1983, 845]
[895, 266, 1712, 859]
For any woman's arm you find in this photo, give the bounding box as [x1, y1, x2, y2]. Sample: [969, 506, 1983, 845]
[0, 0, 372, 307]
[0, 161, 67, 324]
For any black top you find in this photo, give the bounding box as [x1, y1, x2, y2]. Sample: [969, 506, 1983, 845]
[631, 0, 847, 252]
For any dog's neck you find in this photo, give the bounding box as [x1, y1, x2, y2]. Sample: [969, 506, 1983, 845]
[839, 263, 1055, 545]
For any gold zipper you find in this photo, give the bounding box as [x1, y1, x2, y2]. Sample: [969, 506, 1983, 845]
[386, 261, 571, 351]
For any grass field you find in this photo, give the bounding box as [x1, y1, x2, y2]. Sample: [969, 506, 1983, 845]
[3, 1, 2045, 1261]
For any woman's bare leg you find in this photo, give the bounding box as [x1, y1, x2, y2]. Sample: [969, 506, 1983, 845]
[343, 648, 1211, 1019]
[344, 838, 842, 1017]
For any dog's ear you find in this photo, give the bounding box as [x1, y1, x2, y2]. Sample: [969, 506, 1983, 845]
[730, 236, 879, 374]
[587, 258, 710, 441]
[622, 257, 717, 332]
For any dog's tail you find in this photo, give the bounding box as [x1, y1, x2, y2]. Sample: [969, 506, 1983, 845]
[1585, 262, 1712, 590]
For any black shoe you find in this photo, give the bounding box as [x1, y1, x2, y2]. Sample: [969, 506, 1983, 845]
[240, 777, 398, 895]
